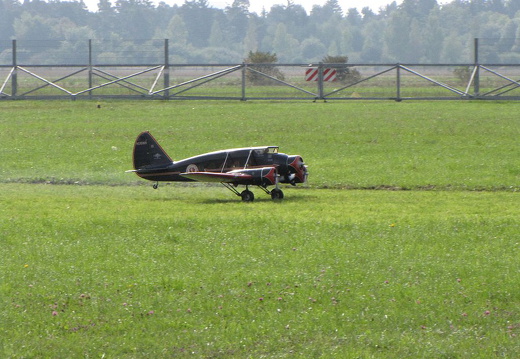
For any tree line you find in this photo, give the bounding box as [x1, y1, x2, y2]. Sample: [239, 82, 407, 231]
[1, 0, 519, 65]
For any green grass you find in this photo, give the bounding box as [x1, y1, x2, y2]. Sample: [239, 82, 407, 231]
[2, 185, 519, 357]
[1, 100, 519, 189]
[1, 100, 519, 357]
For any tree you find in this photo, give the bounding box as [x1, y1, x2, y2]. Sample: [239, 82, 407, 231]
[360, 19, 384, 62]
[2, 0, 518, 67]
[339, 26, 355, 55]
[225, 0, 250, 43]
[191, 46, 241, 62]
[506, 0, 520, 17]
[267, 2, 309, 42]
[164, 15, 188, 45]
[324, 0, 343, 15]
[409, 18, 428, 62]
[228, 0, 249, 12]
[498, 18, 517, 52]
[401, 0, 438, 18]
[13, 12, 56, 41]
[0, 0, 22, 42]
[310, 0, 342, 23]
[440, 33, 467, 63]
[383, 10, 413, 61]
[208, 18, 225, 48]
[361, 7, 376, 21]
[242, 16, 259, 53]
[511, 25, 520, 52]
[56, 24, 95, 64]
[113, 0, 156, 40]
[345, 8, 362, 26]
[301, 37, 327, 61]
[272, 23, 299, 62]
[380, 1, 399, 17]
[93, 0, 117, 35]
[97, 0, 113, 12]
[45, 0, 89, 25]
[178, 0, 216, 47]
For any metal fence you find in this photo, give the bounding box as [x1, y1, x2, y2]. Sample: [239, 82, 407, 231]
[1, 39, 519, 101]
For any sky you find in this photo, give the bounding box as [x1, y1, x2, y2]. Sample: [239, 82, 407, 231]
[81, 0, 405, 14]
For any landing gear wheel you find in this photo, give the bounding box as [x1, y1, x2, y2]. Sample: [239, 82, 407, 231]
[153, 182, 159, 189]
[241, 190, 254, 202]
[271, 188, 284, 200]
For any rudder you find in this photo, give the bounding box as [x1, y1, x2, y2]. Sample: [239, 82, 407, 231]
[133, 131, 173, 170]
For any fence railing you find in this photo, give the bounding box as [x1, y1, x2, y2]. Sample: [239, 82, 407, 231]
[1, 62, 519, 101]
[1, 40, 519, 101]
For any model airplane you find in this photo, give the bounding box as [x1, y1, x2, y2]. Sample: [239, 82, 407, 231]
[128, 131, 308, 201]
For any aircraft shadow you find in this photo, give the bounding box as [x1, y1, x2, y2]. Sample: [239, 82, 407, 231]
[198, 192, 314, 205]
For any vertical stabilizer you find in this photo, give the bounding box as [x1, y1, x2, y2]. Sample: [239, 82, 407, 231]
[133, 131, 173, 170]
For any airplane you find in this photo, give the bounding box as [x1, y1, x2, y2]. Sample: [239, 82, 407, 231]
[127, 131, 308, 201]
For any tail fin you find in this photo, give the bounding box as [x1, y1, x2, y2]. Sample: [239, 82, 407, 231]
[133, 131, 173, 170]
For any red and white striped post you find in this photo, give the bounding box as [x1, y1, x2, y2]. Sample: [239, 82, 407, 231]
[305, 63, 337, 100]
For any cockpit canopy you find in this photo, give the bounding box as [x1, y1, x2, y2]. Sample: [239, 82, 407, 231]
[255, 146, 278, 155]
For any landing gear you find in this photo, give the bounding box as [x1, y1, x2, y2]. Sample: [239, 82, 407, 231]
[222, 183, 284, 202]
[222, 183, 255, 202]
[270, 188, 284, 200]
[240, 189, 255, 202]
[258, 186, 284, 201]
[153, 182, 159, 189]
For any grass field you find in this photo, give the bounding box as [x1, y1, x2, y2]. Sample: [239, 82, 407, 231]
[1, 100, 519, 358]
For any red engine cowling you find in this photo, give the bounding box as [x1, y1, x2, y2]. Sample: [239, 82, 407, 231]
[286, 155, 308, 184]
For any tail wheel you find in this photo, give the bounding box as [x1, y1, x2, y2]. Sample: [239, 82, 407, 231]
[270, 188, 284, 200]
[241, 190, 254, 202]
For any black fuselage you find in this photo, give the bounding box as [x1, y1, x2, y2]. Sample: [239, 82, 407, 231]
[130, 131, 307, 201]
[136, 147, 301, 184]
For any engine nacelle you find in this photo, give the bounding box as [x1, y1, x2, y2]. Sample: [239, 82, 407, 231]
[229, 167, 277, 186]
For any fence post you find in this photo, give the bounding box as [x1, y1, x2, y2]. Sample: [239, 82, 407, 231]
[12, 39, 17, 98]
[88, 39, 93, 98]
[164, 39, 169, 99]
[241, 62, 246, 101]
[317, 62, 324, 100]
[474, 38, 480, 97]
[396, 64, 401, 101]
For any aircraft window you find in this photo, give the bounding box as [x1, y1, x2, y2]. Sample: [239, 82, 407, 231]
[266, 147, 279, 153]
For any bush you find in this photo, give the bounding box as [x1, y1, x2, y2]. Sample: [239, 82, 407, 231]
[244, 51, 285, 85]
[322, 55, 361, 84]
[453, 66, 471, 84]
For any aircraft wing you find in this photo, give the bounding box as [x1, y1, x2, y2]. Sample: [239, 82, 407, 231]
[179, 171, 253, 183]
